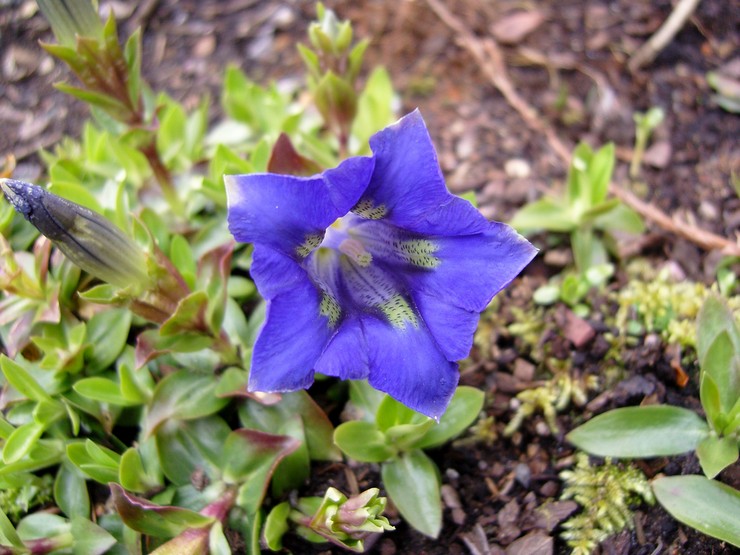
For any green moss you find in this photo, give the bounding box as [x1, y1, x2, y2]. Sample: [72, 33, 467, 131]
[0, 474, 54, 523]
[504, 363, 598, 436]
[616, 264, 740, 348]
[559, 453, 654, 555]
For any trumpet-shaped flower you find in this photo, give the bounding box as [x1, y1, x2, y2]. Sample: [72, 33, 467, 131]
[226, 111, 536, 418]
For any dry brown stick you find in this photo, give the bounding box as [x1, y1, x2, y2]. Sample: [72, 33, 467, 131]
[424, 0, 740, 257]
[627, 0, 702, 72]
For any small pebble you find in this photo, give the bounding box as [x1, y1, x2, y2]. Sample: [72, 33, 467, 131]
[504, 158, 532, 179]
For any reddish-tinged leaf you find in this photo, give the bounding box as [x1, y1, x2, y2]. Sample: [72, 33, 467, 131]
[267, 133, 323, 176]
[110, 483, 214, 538]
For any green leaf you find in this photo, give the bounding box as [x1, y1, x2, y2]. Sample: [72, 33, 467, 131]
[381, 450, 441, 538]
[334, 421, 395, 463]
[119, 446, 161, 493]
[17, 511, 69, 540]
[416, 386, 485, 449]
[702, 331, 740, 414]
[110, 483, 213, 538]
[224, 429, 300, 514]
[376, 395, 427, 432]
[0, 356, 52, 403]
[700, 373, 725, 433]
[73, 377, 138, 406]
[71, 516, 117, 555]
[587, 143, 615, 205]
[567, 405, 709, 457]
[509, 197, 575, 233]
[55, 463, 90, 519]
[697, 295, 740, 368]
[66, 440, 121, 484]
[0, 439, 64, 477]
[352, 66, 395, 154]
[593, 203, 645, 234]
[0, 507, 23, 547]
[348, 380, 385, 421]
[696, 435, 739, 479]
[263, 501, 291, 550]
[85, 308, 132, 373]
[653, 476, 740, 547]
[3, 421, 45, 464]
[155, 416, 230, 485]
[145, 371, 229, 436]
[270, 416, 310, 496]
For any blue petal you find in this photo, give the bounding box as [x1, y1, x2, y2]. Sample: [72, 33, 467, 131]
[412, 290, 480, 361]
[314, 317, 370, 380]
[363, 317, 459, 419]
[226, 156, 375, 257]
[249, 277, 334, 392]
[411, 222, 537, 312]
[250, 246, 307, 300]
[362, 110, 488, 235]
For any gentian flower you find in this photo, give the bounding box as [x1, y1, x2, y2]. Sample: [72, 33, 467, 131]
[226, 111, 536, 418]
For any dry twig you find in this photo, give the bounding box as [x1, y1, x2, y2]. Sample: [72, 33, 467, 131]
[424, 0, 739, 257]
[627, 0, 702, 72]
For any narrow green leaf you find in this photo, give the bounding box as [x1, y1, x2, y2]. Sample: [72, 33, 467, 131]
[653, 476, 740, 547]
[334, 421, 395, 463]
[381, 450, 441, 538]
[567, 405, 709, 457]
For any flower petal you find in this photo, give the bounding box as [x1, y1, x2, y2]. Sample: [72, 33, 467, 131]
[412, 222, 537, 312]
[249, 277, 335, 392]
[250, 246, 307, 300]
[314, 317, 370, 380]
[226, 156, 374, 258]
[363, 317, 459, 419]
[361, 110, 488, 235]
[412, 290, 480, 361]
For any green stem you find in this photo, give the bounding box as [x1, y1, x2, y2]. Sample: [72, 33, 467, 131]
[140, 141, 185, 218]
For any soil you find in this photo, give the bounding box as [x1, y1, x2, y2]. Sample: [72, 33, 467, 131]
[1, 0, 738, 554]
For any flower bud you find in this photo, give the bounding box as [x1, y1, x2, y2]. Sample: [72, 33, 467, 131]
[309, 487, 393, 550]
[1, 179, 148, 291]
[37, 0, 104, 47]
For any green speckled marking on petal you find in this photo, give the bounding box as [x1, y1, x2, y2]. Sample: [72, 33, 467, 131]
[296, 233, 324, 257]
[319, 293, 341, 328]
[394, 239, 440, 269]
[379, 294, 418, 330]
[353, 198, 387, 220]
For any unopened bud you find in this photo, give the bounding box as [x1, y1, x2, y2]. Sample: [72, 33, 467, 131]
[309, 487, 393, 550]
[1, 179, 148, 291]
[37, 0, 104, 47]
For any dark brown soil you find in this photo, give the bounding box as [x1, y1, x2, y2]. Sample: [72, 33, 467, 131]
[1, 0, 738, 553]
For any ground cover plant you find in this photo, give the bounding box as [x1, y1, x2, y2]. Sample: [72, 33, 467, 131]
[1, 1, 739, 553]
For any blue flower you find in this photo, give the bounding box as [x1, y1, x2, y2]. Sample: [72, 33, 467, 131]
[226, 111, 536, 418]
